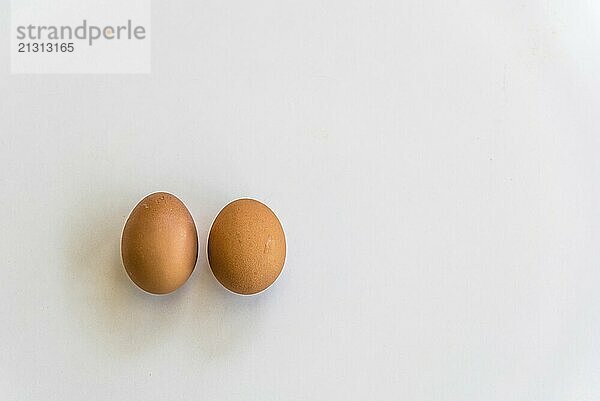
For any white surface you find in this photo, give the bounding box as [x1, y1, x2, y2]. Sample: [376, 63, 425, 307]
[1, 1, 600, 400]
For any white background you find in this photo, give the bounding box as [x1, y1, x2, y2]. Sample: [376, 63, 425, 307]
[1, 1, 600, 400]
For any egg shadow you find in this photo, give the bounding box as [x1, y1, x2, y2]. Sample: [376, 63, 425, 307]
[63, 186, 268, 360]
[171, 187, 271, 358]
[63, 190, 190, 357]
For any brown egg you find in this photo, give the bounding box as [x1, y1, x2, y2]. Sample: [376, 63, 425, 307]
[208, 199, 286, 295]
[121, 192, 198, 295]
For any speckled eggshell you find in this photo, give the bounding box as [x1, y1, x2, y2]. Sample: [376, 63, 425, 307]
[121, 192, 198, 295]
[208, 199, 286, 295]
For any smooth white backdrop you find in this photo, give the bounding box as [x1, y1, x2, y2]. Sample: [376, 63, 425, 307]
[1, 1, 600, 400]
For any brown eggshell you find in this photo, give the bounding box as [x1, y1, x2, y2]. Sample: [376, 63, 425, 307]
[121, 192, 198, 295]
[208, 198, 286, 295]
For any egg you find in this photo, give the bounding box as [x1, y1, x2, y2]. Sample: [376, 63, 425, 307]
[121, 192, 198, 294]
[208, 198, 286, 295]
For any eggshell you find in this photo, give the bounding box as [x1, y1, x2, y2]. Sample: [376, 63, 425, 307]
[208, 198, 286, 295]
[121, 192, 198, 294]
